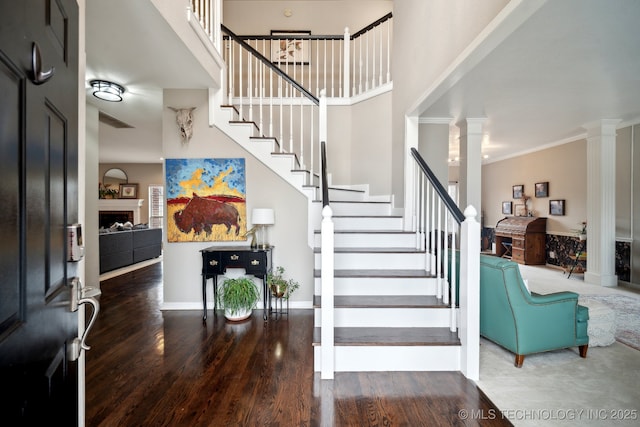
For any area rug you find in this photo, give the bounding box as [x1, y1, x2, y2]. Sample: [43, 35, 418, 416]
[580, 294, 640, 351]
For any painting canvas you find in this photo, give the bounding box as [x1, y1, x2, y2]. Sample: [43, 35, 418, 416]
[166, 158, 246, 243]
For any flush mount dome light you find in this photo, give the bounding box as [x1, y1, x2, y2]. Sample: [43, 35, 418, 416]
[90, 79, 125, 102]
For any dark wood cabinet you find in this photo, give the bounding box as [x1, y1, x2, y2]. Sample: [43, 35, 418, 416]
[495, 217, 547, 265]
[201, 246, 273, 320]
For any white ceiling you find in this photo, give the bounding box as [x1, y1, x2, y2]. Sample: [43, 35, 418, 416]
[86, 0, 640, 165]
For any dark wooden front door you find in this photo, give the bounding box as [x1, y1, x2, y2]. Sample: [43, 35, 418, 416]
[0, 0, 79, 424]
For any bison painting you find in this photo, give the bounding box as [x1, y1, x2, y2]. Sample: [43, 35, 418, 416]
[173, 193, 241, 236]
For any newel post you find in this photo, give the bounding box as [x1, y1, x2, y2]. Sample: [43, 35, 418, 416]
[459, 205, 480, 380]
[320, 205, 335, 379]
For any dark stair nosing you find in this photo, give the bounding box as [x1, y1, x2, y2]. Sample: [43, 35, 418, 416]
[313, 295, 449, 308]
[312, 327, 460, 347]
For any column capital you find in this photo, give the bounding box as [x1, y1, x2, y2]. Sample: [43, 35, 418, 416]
[457, 118, 487, 136]
[582, 119, 621, 137]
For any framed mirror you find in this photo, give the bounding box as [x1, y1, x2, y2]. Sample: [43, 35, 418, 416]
[103, 168, 128, 188]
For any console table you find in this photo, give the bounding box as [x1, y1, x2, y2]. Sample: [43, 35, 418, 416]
[200, 246, 273, 321]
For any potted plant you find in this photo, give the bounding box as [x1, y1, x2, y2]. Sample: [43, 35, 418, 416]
[267, 266, 300, 300]
[218, 276, 260, 321]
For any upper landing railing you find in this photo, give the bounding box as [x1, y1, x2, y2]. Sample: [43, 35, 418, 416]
[229, 12, 393, 99]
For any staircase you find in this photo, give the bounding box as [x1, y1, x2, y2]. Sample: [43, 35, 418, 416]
[310, 189, 461, 372]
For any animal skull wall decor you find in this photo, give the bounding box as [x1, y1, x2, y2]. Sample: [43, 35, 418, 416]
[168, 107, 196, 144]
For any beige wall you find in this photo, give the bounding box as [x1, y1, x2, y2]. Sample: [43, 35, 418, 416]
[482, 139, 587, 235]
[98, 163, 164, 225]
[391, 0, 509, 207]
[223, 0, 392, 34]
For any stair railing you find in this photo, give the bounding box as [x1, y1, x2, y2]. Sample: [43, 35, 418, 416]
[410, 148, 480, 380]
[319, 141, 334, 379]
[222, 24, 325, 187]
[228, 13, 393, 100]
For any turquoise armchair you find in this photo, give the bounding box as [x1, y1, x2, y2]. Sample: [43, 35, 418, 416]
[479, 255, 589, 367]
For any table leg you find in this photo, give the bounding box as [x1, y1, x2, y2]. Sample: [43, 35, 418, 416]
[262, 275, 268, 321]
[202, 276, 207, 321]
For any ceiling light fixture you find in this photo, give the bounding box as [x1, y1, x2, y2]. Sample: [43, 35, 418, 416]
[90, 79, 125, 102]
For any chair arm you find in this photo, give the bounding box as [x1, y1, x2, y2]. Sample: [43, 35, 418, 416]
[528, 291, 578, 305]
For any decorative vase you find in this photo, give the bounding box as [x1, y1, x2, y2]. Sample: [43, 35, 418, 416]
[224, 307, 252, 322]
[270, 283, 286, 298]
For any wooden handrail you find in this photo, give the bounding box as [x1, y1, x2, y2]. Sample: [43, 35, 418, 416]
[410, 148, 464, 224]
[351, 12, 393, 38]
[221, 24, 319, 105]
[321, 141, 329, 207]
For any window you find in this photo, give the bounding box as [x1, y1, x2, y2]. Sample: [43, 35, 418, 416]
[148, 185, 164, 229]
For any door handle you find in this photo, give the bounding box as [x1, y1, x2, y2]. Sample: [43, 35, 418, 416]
[67, 277, 101, 360]
[31, 42, 55, 85]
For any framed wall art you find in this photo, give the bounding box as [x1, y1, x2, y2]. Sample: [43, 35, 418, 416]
[165, 158, 247, 243]
[549, 199, 565, 216]
[512, 184, 524, 199]
[502, 201, 512, 215]
[119, 183, 138, 199]
[535, 182, 549, 198]
[271, 30, 311, 65]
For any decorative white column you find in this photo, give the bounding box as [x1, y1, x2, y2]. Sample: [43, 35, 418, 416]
[584, 119, 620, 287]
[457, 118, 486, 215]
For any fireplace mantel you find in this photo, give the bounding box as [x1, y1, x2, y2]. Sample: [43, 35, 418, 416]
[98, 199, 144, 224]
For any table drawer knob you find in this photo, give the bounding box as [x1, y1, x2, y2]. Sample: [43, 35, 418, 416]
[209, 260, 218, 266]
[251, 259, 260, 266]
[230, 254, 239, 261]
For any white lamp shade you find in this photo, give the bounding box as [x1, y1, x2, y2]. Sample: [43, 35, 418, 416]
[251, 208, 275, 225]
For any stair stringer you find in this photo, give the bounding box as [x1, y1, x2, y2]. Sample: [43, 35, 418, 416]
[207, 95, 314, 200]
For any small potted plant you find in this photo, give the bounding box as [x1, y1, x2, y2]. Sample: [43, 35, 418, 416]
[267, 266, 300, 300]
[218, 276, 260, 321]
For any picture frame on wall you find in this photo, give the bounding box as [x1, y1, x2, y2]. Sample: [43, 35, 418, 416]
[535, 182, 549, 198]
[119, 183, 138, 199]
[512, 184, 524, 199]
[549, 199, 565, 216]
[270, 30, 311, 65]
[502, 201, 512, 215]
[514, 204, 526, 216]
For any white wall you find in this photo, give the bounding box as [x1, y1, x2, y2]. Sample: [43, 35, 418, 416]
[85, 105, 100, 288]
[162, 89, 314, 309]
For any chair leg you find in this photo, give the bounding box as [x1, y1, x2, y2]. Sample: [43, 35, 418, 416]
[514, 354, 524, 368]
[579, 344, 588, 358]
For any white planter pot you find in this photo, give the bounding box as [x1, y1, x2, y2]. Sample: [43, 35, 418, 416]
[224, 307, 252, 322]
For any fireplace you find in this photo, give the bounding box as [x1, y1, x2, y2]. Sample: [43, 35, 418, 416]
[98, 199, 144, 228]
[99, 210, 133, 229]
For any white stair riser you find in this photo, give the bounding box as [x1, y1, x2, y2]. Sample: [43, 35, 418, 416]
[314, 308, 452, 327]
[315, 252, 426, 269]
[314, 231, 415, 248]
[314, 277, 438, 295]
[332, 216, 403, 231]
[329, 190, 365, 201]
[314, 346, 461, 372]
[319, 202, 392, 216]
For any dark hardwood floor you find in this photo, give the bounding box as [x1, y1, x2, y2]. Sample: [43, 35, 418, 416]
[86, 262, 511, 426]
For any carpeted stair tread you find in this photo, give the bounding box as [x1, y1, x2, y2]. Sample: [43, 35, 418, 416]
[313, 295, 447, 308]
[312, 327, 460, 346]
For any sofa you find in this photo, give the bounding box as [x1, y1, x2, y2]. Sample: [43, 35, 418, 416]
[99, 228, 162, 274]
[479, 254, 589, 367]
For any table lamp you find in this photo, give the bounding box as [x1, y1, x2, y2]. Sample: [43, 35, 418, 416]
[251, 208, 275, 249]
